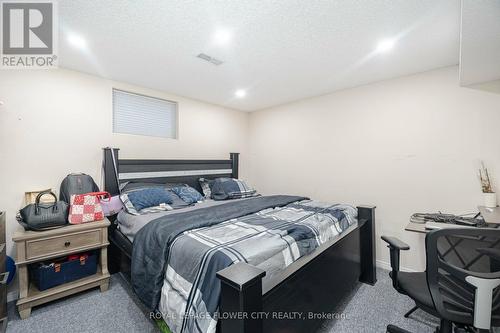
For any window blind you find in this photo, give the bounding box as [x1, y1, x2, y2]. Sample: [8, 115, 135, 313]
[113, 89, 178, 139]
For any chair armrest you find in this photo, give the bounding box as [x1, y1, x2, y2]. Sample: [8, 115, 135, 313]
[381, 235, 410, 292]
[381, 236, 410, 250]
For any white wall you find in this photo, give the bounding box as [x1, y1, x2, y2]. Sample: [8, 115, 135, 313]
[2, 65, 499, 300]
[0, 68, 249, 298]
[248, 66, 500, 271]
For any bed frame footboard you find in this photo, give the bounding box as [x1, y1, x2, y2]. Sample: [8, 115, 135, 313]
[217, 263, 266, 333]
[358, 206, 377, 285]
[216, 205, 376, 333]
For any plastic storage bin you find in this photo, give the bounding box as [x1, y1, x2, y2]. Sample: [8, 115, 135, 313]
[30, 253, 97, 291]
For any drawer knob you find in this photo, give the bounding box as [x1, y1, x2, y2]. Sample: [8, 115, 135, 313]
[64, 241, 71, 247]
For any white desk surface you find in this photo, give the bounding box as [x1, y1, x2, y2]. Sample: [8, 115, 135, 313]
[405, 221, 427, 234]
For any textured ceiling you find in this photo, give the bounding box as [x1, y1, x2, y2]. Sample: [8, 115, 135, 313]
[59, 0, 460, 111]
[460, 0, 500, 86]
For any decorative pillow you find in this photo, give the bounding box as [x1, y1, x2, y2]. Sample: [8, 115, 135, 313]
[210, 178, 258, 201]
[120, 188, 173, 215]
[198, 178, 214, 198]
[167, 190, 190, 209]
[171, 186, 204, 204]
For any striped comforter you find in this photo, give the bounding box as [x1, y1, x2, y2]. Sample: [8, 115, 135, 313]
[157, 199, 358, 333]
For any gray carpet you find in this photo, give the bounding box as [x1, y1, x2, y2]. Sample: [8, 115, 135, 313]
[7, 268, 441, 333]
[318, 269, 439, 333]
[7, 274, 157, 333]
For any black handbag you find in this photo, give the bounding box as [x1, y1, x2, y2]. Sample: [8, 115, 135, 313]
[19, 190, 69, 231]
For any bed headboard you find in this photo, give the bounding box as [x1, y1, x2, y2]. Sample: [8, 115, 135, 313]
[102, 147, 239, 196]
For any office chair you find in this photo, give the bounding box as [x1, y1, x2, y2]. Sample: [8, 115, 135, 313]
[382, 228, 500, 333]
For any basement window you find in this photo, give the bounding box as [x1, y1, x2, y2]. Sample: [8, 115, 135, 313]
[112, 89, 178, 139]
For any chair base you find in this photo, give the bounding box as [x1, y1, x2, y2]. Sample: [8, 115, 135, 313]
[404, 306, 418, 318]
[439, 319, 453, 333]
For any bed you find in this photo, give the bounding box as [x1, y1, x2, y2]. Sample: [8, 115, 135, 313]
[102, 148, 376, 333]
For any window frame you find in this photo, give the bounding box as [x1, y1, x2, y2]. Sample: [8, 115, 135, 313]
[112, 88, 179, 139]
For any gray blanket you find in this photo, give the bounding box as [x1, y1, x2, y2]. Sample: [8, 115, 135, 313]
[131, 195, 307, 310]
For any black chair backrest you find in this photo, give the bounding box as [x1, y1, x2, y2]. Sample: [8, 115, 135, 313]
[426, 228, 500, 327]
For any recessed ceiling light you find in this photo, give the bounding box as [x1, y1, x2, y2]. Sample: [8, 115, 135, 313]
[213, 28, 232, 45]
[375, 38, 395, 53]
[235, 89, 246, 98]
[67, 33, 87, 50]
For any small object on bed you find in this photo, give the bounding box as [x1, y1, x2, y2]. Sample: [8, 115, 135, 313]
[211, 178, 258, 200]
[198, 178, 214, 198]
[171, 186, 204, 204]
[120, 188, 173, 215]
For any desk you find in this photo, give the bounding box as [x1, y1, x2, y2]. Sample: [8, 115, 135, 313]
[405, 221, 427, 234]
[403, 211, 500, 289]
[406, 207, 500, 234]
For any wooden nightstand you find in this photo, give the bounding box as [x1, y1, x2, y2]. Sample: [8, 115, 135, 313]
[13, 219, 111, 319]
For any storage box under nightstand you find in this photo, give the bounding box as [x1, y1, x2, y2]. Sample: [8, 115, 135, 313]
[13, 219, 110, 319]
[31, 252, 98, 291]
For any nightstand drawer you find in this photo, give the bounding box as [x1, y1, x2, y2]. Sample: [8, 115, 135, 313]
[26, 230, 102, 260]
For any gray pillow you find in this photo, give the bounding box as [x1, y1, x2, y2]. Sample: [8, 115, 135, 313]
[211, 178, 258, 201]
[120, 188, 174, 215]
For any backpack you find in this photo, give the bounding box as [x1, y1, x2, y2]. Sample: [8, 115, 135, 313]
[60, 173, 99, 204]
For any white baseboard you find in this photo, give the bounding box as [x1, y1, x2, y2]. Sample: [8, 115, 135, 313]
[376, 259, 417, 273]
